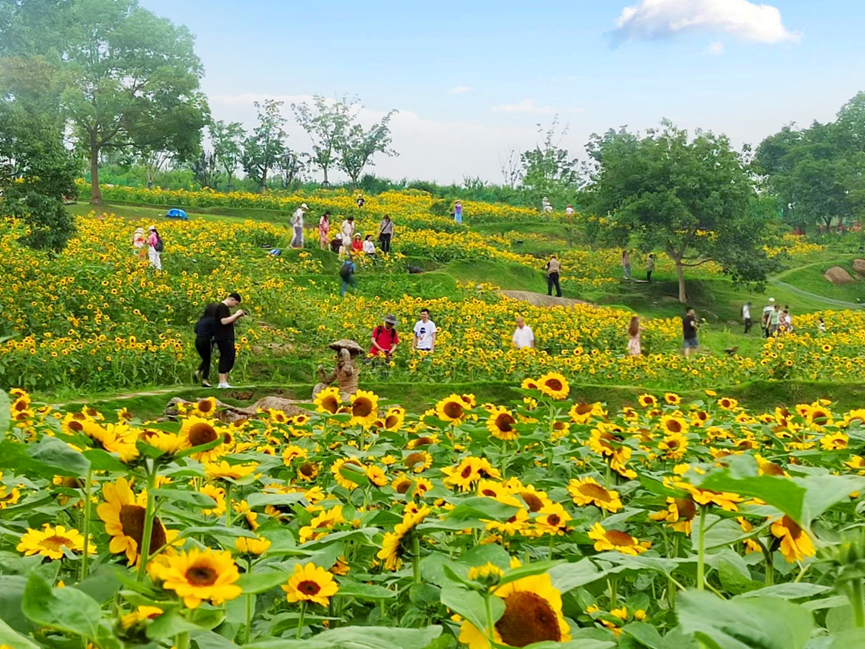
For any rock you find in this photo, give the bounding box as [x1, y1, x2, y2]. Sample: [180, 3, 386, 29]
[165, 395, 306, 424]
[825, 266, 856, 284]
[499, 290, 590, 308]
[853, 259, 865, 276]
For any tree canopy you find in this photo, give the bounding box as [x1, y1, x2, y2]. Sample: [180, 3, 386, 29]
[586, 121, 773, 302]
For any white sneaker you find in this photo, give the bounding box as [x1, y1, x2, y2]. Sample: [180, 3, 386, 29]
[217, 383, 233, 389]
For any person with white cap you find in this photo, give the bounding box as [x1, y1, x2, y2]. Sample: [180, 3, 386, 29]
[291, 203, 308, 249]
[147, 225, 163, 270]
[762, 298, 776, 338]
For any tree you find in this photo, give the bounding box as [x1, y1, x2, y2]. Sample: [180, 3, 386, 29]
[0, 102, 77, 252]
[190, 150, 220, 189]
[291, 95, 354, 185]
[209, 120, 245, 190]
[499, 147, 522, 189]
[587, 121, 769, 302]
[279, 149, 308, 190]
[241, 99, 288, 192]
[57, 0, 209, 204]
[335, 111, 398, 187]
[520, 117, 579, 206]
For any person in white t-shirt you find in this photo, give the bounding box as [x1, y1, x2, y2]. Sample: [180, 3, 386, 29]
[412, 308, 437, 353]
[362, 235, 376, 256]
[742, 302, 752, 334]
[512, 317, 534, 349]
[341, 216, 355, 255]
[291, 203, 307, 248]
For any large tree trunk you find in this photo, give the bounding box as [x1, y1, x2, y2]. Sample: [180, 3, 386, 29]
[675, 261, 687, 303]
[89, 135, 102, 205]
[322, 166, 329, 185]
[260, 167, 268, 193]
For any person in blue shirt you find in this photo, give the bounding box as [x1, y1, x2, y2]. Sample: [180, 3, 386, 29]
[340, 258, 356, 297]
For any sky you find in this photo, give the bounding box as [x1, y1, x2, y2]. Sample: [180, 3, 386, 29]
[139, 0, 865, 184]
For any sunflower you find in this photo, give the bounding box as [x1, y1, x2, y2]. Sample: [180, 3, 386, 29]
[664, 393, 682, 406]
[677, 482, 743, 512]
[477, 479, 507, 499]
[568, 478, 622, 513]
[331, 458, 365, 490]
[190, 397, 217, 418]
[717, 397, 738, 411]
[204, 461, 258, 481]
[366, 465, 388, 487]
[443, 457, 501, 491]
[200, 484, 226, 516]
[637, 394, 658, 409]
[569, 402, 604, 424]
[81, 420, 139, 463]
[384, 406, 406, 431]
[297, 461, 320, 482]
[141, 430, 185, 455]
[235, 535, 272, 556]
[436, 394, 467, 422]
[0, 476, 21, 510]
[516, 485, 551, 513]
[349, 390, 379, 427]
[820, 432, 849, 451]
[649, 497, 697, 534]
[120, 605, 164, 629]
[61, 412, 89, 436]
[179, 416, 226, 462]
[485, 495, 529, 536]
[314, 387, 342, 415]
[282, 445, 308, 466]
[537, 372, 570, 401]
[805, 404, 833, 428]
[535, 503, 572, 536]
[97, 477, 172, 564]
[487, 407, 518, 441]
[520, 378, 539, 391]
[737, 517, 762, 554]
[771, 516, 815, 563]
[154, 548, 242, 609]
[17, 524, 86, 560]
[406, 434, 440, 449]
[458, 573, 571, 648]
[659, 414, 689, 435]
[377, 506, 430, 571]
[658, 432, 689, 461]
[588, 523, 651, 555]
[282, 563, 339, 606]
[404, 451, 433, 473]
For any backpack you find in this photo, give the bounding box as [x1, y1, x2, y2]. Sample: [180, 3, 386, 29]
[154, 236, 164, 253]
[339, 261, 353, 279]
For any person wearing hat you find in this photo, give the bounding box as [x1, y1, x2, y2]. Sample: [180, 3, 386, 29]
[369, 315, 399, 360]
[147, 225, 163, 270]
[762, 298, 776, 338]
[291, 203, 308, 249]
[132, 227, 147, 259]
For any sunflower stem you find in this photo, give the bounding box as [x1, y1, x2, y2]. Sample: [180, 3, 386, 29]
[484, 592, 496, 644]
[412, 535, 422, 584]
[80, 467, 93, 582]
[296, 601, 307, 640]
[763, 544, 774, 586]
[850, 580, 865, 628]
[224, 482, 232, 529]
[176, 631, 189, 649]
[668, 535, 679, 611]
[608, 576, 618, 608]
[697, 506, 707, 591]
[136, 461, 158, 581]
[245, 593, 254, 643]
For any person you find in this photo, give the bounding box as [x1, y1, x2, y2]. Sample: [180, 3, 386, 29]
[782, 309, 793, 334]
[762, 298, 776, 337]
[512, 316, 534, 349]
[565, 204, 575, 218]
[147, 226, 163, 270]
[768, 304, 781, 337]
[378, 214, 394, 253]
[319, 211, 331, 251]
[412, 308, 437, 354]
[291, 203, 308, 248]
[341, 216, 355, 255]
[363, 235, 376, 256]
[214, 292, 246, 389]
[133, 227, 147, 259]
[356, 193, 365, 209]
[818, 316, 826, 333]
[622, 250, 631, 280]
[351, 233, 364, 256]
[546, 255, 562, 298]
[627, 316, 641, 356]
[369, 314, 399, 360]
[454, 200, 463, 224]
[193, 303, 218, 388]
[682, 307, 699, 358]
[331, 233, 343, 254]
[542, 197, 552, 213]
[646, 253, 655, 283]
[339, 258, 356, 297]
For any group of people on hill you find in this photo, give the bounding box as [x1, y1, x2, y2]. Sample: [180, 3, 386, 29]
[742, 298, 804, 337]
[193, 292, 247, 388]
[620, 250, 656, 282]
[133, 226, 164, 270]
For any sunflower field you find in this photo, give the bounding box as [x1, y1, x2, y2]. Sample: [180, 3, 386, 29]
[3, 375, 865, 649]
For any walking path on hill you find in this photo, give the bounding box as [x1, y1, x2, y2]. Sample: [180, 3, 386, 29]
[767, 277, 864, 310]
[499, 290, 590, 307]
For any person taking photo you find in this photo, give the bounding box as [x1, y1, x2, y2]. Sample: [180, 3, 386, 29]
[214, 292, 246, 389]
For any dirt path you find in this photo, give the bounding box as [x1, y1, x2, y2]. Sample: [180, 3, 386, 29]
[499, 290, 590, 308]
[767, 277, 864, 310]
[50, 386, 207, 409]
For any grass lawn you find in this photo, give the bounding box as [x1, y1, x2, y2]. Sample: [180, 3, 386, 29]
[775, 258, 865, 304]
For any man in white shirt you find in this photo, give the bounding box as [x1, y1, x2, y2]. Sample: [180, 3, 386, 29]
[742, 302, 752, 334]
[341, 216, 355, 256]
[761, 298, 775, 338]
[412, 308, 437, 354]
[291, 203, 307, 248]
[512, 317, 534, 349]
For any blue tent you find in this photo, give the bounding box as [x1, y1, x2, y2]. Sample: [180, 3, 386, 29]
[166, 208, 188, 220]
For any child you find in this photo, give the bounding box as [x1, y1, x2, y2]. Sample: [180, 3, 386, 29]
[351, 233, 364, 256]
[363, 235, 376, 256]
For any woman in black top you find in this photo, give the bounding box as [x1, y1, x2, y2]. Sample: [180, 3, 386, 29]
[193, 303, 218, 387]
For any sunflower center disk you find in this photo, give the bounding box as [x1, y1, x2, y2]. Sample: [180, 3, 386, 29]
[298, 580, 321, 595]
[495, 591, 561, 647]
[119, 504, 167, 554]
[186, 565, 218, 586]
[42, 535, 73, 552]
[188, 422, 218, 446]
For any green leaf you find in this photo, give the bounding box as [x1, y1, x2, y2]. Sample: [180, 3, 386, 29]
[828, 629, 865, 648]
[0, 618, 39, 649]
[178, 526, 256, 540]
[738, 583, 832, 600]
[0, 577, 35, 634]
[22, 572, 102, 640]
[82, 448, 129, 472]
[146, 609, 210, 640]
[622, 622, 667, 649]
[0, 391, 10, 435]
[174, 436, 224, 460]
[678, 590, 813, 649]
[440, 585, 502, 638]
[549, 559, 606, 593]
[243, 625, 443, 649]
[236, 570, 289, 595]
[28, 435, 91, 477]
[498, 560, 564, 587]
[73, 567, 123, 605]
[153, 488, 217, 508]
[247, 492, 308, 508]
[339, 465, 369, 487]
[335, 578, 396, 600]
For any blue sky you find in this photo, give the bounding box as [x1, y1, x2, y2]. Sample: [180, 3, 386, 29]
[140, 0, 865, 183]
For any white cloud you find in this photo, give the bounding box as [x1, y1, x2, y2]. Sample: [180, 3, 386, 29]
[491, 99, 558, 115]
[447, 85, 474, 95]
[706, 41, 725, 55]
[614, 0, 799, 44]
